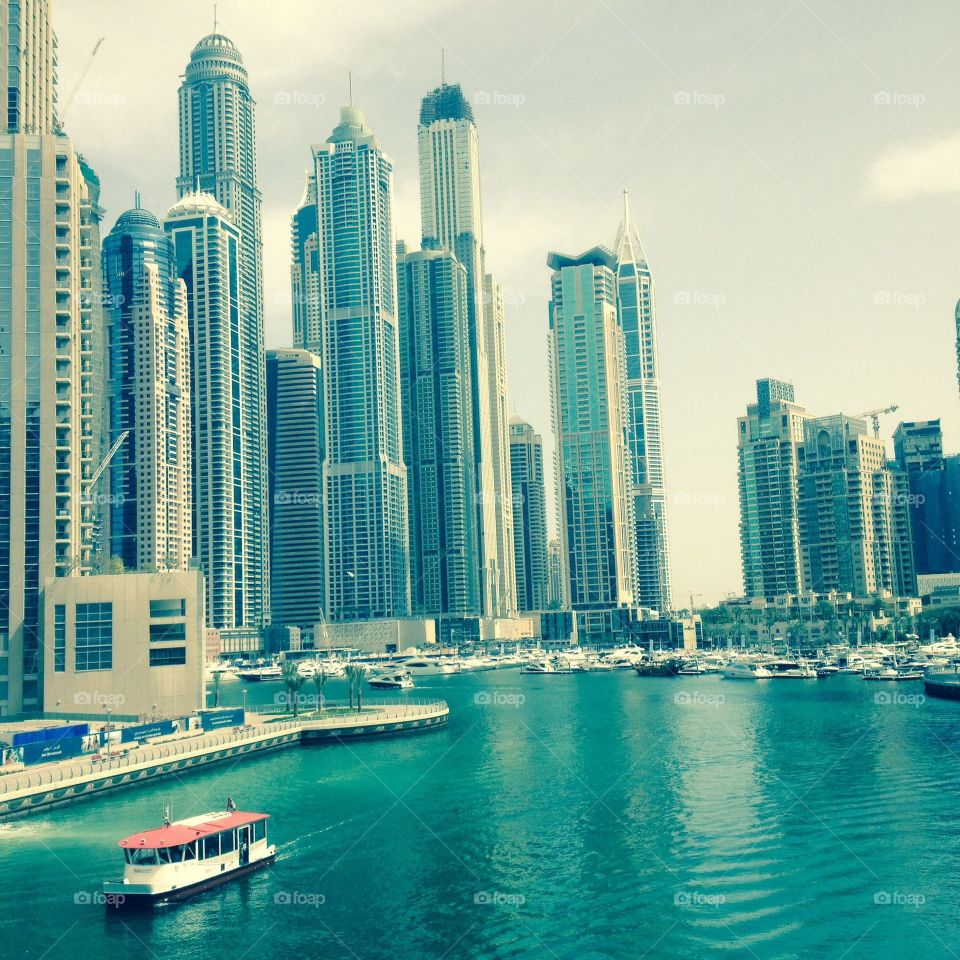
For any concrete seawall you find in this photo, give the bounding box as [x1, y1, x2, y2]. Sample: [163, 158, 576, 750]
[0, 700, 449, 821]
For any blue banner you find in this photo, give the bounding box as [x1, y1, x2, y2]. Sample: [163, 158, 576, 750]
[120, 720, 175, 744]
[12, 723, 89, 747]
[19, 735, 84, 765]
[200, 708, 245, 732]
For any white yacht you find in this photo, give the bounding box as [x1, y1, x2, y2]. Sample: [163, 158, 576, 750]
[367, 672, 414, 690]
[401, 657, 460, 676]
[722, 660, 773, 679]
[766, 660, 817, 678]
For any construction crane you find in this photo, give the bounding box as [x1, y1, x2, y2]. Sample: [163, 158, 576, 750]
[61, 431, 129, 576]
[859, 405, 899, 439]
[56, 37, 106, 131]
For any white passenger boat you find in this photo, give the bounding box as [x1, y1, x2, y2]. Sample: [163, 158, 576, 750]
[402, 657, 460, 676]
[237, 664, 283, 682]
[766, 660, 817, 678]
[722, 660, 773, 679]
[102, 805, 275, 907]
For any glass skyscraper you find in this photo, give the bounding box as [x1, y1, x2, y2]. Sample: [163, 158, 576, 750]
[397, 244, 479, 619]
[548, 247, 636, 615]
[177, 32, 268, 631]
[102, 201, 191, 573]
[418, 82, 516, 617]
[266, 348, 326, 631]
[293, 105, 409, 621]
[614, 196, 672, 612]
[509, 416, 549, 613]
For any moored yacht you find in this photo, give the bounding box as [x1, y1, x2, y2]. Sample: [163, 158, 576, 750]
[766, 660, 816, 678]
[367, 672, 414, 689]
[102, 805, 275, 906]
[722, 660, 773, 679]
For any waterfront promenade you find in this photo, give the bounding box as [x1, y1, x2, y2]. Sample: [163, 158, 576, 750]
[0, 699, 448, 820]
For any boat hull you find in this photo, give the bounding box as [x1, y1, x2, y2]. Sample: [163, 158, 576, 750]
[104, 853, 276, 908]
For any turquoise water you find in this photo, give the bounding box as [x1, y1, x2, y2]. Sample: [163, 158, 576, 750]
[2, 671, 959, 959]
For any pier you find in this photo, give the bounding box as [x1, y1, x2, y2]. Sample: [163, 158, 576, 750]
[0, 699, 449, 821]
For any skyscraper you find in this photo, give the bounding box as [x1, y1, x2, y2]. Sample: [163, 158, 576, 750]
[164, 190, 259, 630]
[614, 194, 671, 612]
[102, 202, 191, 573]
[509, 417, 549, 613]
[0, 0, 104, 713]
[266, 348, 325, 631]
[397, 244, 479, 618]
[177, 32, 268, 630]
[418, 82, 515, 617]
[737, 378, 808, 599]
[548, 247, 636, 624]
[893, 420, 944, 474]
[293, 105, 409, 621]
[797, 415, 913, 596]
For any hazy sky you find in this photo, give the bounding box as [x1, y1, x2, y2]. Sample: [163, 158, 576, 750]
[58, 0, 960, 606]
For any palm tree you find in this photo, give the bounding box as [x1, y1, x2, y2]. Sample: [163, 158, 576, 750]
[344, 665, 365, 712]
[280, 656, 305, 717]
[312, 667, 327, 715]
[213, 670, 221, 708]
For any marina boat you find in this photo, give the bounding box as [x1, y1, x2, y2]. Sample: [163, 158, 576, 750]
[766, 660, 817, 678]
[863, 666, 924, 681]
[677, 659, 705, 676]
[102, 805, 275, 907]
[401, 657, 460, 676]
[722, 661, 773, 679]
[521, 659, 572, 674]
[236, 664, 283, 682]
[367, 672, 414, 689]
[635, 658, 682, 677]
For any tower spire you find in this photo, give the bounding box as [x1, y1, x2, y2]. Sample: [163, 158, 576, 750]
[623, 188, 630, 227]
[441, 49, 446, 85]
[213, 3, 218, 31]
[348, 71, 353, 106]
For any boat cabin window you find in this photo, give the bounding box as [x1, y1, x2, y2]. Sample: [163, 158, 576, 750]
[202, 834, 220, 859]
[128, 848, 159, 866]
[157, 848, 171, 864]
[252, 820, 266, 842]
[183, 841, 197, 861]
[168, 845, 185, 863]
[220, 830, 236, 854]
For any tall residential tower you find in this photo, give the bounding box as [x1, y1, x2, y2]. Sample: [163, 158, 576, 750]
[177, 33, 268, 632]
[509, 416, 549, 613]
[417, 82, 515, 617]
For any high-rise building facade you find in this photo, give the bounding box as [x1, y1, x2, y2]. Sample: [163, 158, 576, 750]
[0, 0, 104, 713]
[418, 82, 515, 617]
[509, 416, 549, 612]
[293, 106, 409, 620]
[548, 247, 636, 613]
[893, 420, 944, 474]
[737, 378, 808, 599]
[547, 539, 565, 609]
[797, 415, 913, 596]
[614, 195, 671, 612]
[397, 244, 479, 618]
[177, 33, 268, 629]
[2, 0, 56, 135]
[266, 348, 325, 630]
[102, 203, 191, 573]
[164, 190, 261, 630]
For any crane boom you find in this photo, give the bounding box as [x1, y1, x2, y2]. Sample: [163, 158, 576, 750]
[858, 405, 899, 439]
[57, 37, 106, 129]
[86, 430, 128, 493]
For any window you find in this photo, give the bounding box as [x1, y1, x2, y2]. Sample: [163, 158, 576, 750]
[75, 603, 112, 672]
[149, 622, 186, 643]
[149, 598, 186, 618]
[202, 834, 220, 859]
[221, 830, 236, 854]
[252, 820, 266, 842]
[150, 647, 186, 667]
[129, 848, 158, 866]
[53, 605, 65, 672]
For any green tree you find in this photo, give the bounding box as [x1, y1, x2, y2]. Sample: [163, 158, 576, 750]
[312, 667, 327, 715]
[280, 656, 305, 717]
[344, 665, 366, 712]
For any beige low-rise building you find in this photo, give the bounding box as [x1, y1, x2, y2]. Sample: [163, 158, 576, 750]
[41, 571, 205, 719]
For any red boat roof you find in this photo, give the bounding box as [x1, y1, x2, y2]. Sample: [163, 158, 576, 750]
[118, 811, 269, 849]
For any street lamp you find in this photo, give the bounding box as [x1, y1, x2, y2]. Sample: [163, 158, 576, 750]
[105, 706, 112, 765]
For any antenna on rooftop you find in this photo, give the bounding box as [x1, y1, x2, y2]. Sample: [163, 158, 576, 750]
[348, 71, 354, 106]
[441, 49, 446, 84]
[213, 3, 218, 32]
